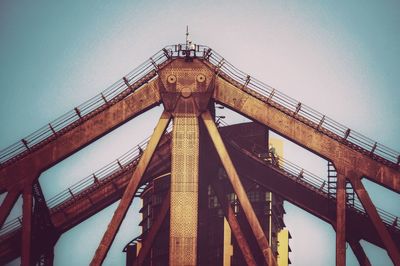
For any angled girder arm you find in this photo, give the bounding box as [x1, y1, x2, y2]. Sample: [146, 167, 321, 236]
[349, 239, 371, 266]
[0, 80, 162, 192]
[201, 111, 277, 266]
[213, 77, 400, 192]
[0, 141, 172, 265]
[90, 111, 171, 266]
[0, 189, 20, 228]
[211, 180, 257, 266]
[223, 136, 400, 250]
[350, 177, 400, 264]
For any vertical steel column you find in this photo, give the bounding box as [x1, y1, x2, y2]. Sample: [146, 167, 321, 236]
[202, 111, 276, 266]
[169, 115, 199, 265]
[21, 186, 33, 266]
[336, 173, 346, 266]
[0, 189, 20, 227]
[350, 177, 400, 264]
[90, 112, 171, 266]
[348, 239, 371, 266]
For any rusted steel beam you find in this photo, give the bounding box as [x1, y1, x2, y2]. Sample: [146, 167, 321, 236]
[0, 81, 161, 193]
[133, 191, 170, 266]
[0, 142, 172, 265]
[211, 181, 257, 266]
[201, 111, 277, 266]
[90, 111, 171, 266]
[221, 137, 400, 249]
[21, 186, 33, 266]
[336, 174, 346, 266]
[213, 77, 400, 192]
[0, 189, 20, 228]
[350, 177, 400, 264]
[349, 239, 371, 266]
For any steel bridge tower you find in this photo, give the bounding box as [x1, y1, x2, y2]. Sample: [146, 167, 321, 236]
[0, 43, 399, 266]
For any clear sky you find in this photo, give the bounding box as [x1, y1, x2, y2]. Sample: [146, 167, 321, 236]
[0, 1, 399, 265]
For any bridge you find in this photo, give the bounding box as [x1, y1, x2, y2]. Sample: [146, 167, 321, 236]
[0, 44, 399, 265]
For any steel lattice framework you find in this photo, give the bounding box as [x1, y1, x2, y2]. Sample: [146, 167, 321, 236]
[0, 44, 399, 266]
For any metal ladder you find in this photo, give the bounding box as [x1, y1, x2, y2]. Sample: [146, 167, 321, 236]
[327, 161, 355, 206]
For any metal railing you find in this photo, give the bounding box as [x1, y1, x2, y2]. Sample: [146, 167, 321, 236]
[237, 141, 400, 231]
[0, 124, 173, 241]
[0, 44, 215, 168]
[0, 122, 398, 244]
[0, 43, 399, 241]
[2, 43, 396, 170]
[0, 47, 173, 167]
[204, 48, 400, 167]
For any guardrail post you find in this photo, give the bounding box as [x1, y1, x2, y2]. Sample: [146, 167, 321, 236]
[241, 75, 251, 89]
[267, 89, 275, 103]
[317, 115, 325, 130]
[117, 160, 123, 169]
[294, 102, 302, 115]
[162, 48, 171, 59]
[123, 77, 133, 91]
[203, 48, 212, 60]
[100, 93, 108, 104]
[297, 169, 304, 180]
[74, 108, 82, 119]
[344, 129, 351, 140]
[370, 142, 377, 155]
[21, 139, 29, 150]
[48, 123, 57, 136]
[150, 57, 159, 73]
[392, 217, 398, 228]
[68, 188, 75, 199]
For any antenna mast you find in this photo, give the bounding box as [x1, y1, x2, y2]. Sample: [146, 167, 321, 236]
[186, 25, 189, 47]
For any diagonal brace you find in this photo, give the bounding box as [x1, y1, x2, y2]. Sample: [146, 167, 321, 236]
[350, 177, 400, 265]
[211, 181, 257, 266]
[201, 111, 277, 266]
[90, 111, 171, 266]
[133, 190, 170, 266]
[348, 239, 371, 266]
[0, 189, 20, 228]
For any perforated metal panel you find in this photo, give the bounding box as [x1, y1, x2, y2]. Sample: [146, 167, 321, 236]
[170, 116, 199, 265]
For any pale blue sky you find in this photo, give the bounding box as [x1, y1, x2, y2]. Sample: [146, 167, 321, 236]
[0, 1, 399, 265]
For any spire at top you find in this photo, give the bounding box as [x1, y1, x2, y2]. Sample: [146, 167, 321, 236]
[185, 26, 195, 51]
[186, 25, 189, 47]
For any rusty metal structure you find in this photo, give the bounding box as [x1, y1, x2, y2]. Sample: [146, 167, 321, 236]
[0, 43, 399, 266]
